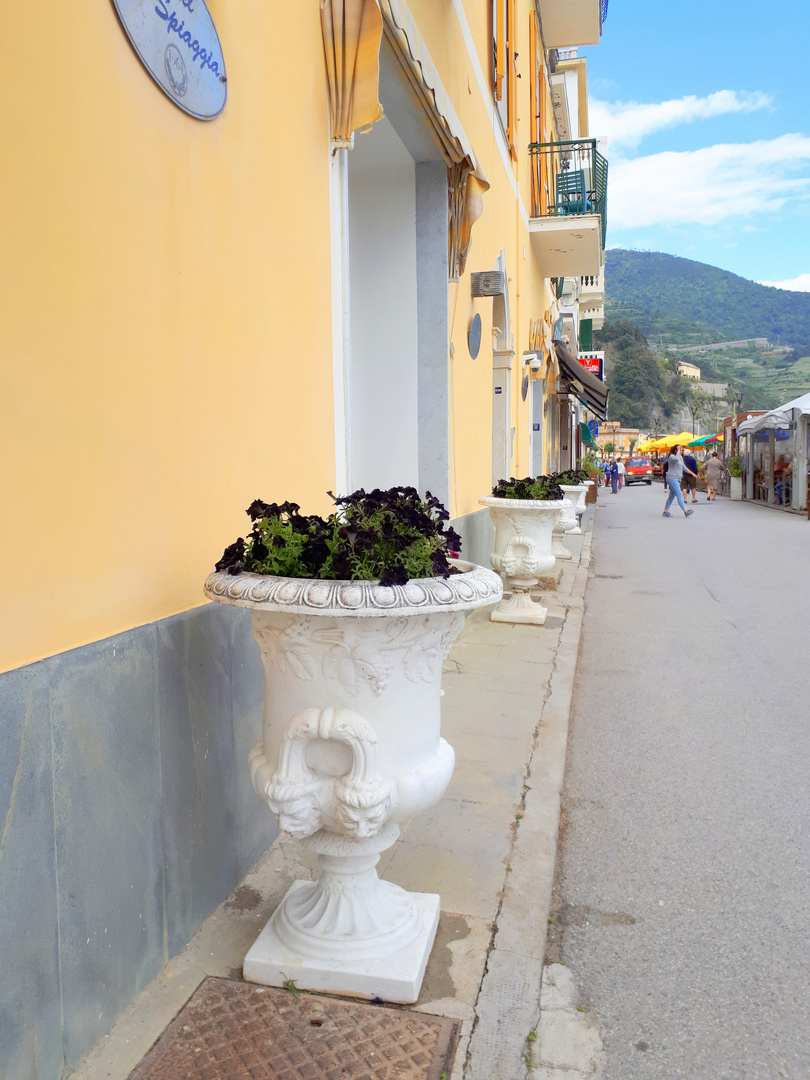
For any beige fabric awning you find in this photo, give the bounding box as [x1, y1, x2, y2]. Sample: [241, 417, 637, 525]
[320, 0, 385, 146]
[379, 0, 482, 172]
[321, 0, 489, 279]
[379, 0, 489, 279]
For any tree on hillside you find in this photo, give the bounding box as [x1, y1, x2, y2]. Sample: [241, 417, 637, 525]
[685, 387, 719, 434]
[605, 250, 810, 350]
[597, 321, 663, 428]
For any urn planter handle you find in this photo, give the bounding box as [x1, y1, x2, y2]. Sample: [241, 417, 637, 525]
[255, 706, 392, 841]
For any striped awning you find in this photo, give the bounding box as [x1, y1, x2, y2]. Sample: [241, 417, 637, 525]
[554, 342, 609, 421]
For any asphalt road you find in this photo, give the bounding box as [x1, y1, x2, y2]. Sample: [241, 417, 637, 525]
[557, 480, 810, 1080]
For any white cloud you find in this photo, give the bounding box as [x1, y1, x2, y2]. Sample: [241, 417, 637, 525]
[758, 273, 810, 292]
[607, 134, 810, 229]
[591, 90, 772, 150]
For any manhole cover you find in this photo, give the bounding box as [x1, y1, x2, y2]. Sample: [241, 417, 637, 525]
[127, 977, 460, 1080]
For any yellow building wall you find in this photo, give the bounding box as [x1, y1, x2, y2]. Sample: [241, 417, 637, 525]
[403, 0, 559, 514]
[1, 0, 576, 674]
[0, 2, 337, 673]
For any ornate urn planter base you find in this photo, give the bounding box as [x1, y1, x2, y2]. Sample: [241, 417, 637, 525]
[204, 562, 501, 1002]
[490, 587, 548, 625]
[559, 484, 589, 535]
[243, 826, 439, 1001]
[551, 521, 573, 561]
[479, 496, 569, 625]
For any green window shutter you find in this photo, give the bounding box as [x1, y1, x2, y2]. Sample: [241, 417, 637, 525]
[579, 319, 593, 351]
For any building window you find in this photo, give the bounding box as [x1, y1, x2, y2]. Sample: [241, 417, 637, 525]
[529, 11, 549, 213]
[493, 0, 518, 157]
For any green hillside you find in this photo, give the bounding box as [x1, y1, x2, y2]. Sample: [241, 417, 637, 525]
[604, 250, 810, 353]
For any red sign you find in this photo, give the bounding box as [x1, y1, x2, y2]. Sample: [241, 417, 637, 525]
[579, 352, 604, 380]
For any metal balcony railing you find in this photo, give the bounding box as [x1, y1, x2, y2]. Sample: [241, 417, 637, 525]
[529, 139, 608, 248]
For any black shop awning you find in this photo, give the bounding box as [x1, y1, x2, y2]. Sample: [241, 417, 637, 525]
[554, 341, 609, 421]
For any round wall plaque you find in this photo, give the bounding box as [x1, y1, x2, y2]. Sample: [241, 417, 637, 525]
[113, 0, 227, 120]
[468, 313, 482, 359]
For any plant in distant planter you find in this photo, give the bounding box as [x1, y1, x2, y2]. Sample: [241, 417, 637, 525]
[205, 486, 501, 1002]
[727, 455, 743, 501]
[215, 487, 462, 587]
[552, 469, 592, 535]
[491, 475, 564, 501]
[480, 475, 570, 625]
[554, 467, 590, 486]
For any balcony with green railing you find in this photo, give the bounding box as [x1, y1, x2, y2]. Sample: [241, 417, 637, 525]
[528, 139, 608, 277]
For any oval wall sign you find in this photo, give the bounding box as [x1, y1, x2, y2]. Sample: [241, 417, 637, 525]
[468, 313, 482, 359]
[113, 0, 227, 120]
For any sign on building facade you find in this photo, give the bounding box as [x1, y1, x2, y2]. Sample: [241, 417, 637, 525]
[579, 351, 604, 380]
[113, 0, 227, 120]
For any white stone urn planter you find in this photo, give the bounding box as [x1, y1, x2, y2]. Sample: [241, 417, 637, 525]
[204, 561, 501, 1002]
[551, 513, 573, 561]
[479, 495, 569, 624]
[729, 475, 742, 501]
[575, 480, 593, 522]
[559, 484, 590, 535]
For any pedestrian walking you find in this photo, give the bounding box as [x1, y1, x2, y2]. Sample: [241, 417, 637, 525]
[609, 458, 619, 494]
[681, 450, 699, 503]
[704, 452, 726, 501]
[662, 445, 696, 518]
[617, 458, 626, 490]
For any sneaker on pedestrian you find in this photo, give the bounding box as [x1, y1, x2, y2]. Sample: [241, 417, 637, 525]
[662, 511, 671, 517]
[685, 509, 694, 517]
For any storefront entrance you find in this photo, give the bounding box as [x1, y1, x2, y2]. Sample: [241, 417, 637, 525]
[750, 426, 795, 508]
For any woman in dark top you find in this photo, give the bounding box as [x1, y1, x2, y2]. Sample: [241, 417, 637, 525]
[663, 446, 696, 518]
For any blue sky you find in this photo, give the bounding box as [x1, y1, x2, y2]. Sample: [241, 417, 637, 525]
[581, 0, 810, 289]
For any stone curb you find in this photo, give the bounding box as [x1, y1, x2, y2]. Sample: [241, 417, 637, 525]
[464, 517, 594, 1080]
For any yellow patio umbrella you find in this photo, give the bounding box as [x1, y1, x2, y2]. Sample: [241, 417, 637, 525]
[642, 435, 673, 452]
[654, 431, 696, 450]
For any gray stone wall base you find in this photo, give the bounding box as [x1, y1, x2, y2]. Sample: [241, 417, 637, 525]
[0, 604, 274, 1080]
[450, 507, 494, 574]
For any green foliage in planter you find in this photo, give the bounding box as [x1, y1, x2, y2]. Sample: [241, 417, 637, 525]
[491, 475, 565, 501]
[727, 456, 743, 477]
[215, 487, 461, 587]
[554, 468, 590, 485]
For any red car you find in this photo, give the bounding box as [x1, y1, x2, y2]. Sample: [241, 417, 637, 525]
[625, 456, 653, 485]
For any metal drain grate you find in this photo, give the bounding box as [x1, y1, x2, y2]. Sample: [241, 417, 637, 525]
[127, 977, 460, 1080]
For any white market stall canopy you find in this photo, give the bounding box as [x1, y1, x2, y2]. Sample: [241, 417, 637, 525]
[736, 391, 810, 435]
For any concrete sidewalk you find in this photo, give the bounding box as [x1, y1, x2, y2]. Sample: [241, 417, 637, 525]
[73, 508, 595, 1080]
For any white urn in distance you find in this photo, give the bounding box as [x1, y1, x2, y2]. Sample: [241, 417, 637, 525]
[559, 483, 591, 535]
[479, 495, 569, 624]
[204, 561, 501, 1003]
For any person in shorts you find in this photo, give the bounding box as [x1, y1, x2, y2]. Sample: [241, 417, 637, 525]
[681, 450, 699, 503]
